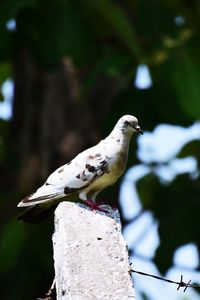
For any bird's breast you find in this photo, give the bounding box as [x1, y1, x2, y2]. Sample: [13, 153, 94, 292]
[84, 148, 128, 194]
[107, 149, 128, 178]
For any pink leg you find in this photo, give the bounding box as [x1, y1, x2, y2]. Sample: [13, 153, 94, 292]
[85, 200, 107, 213]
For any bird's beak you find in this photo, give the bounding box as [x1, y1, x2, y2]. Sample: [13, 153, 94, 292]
[134, 125, 143, 135]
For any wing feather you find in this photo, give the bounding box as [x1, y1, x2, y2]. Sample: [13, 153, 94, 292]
[18, 147, 109, 207]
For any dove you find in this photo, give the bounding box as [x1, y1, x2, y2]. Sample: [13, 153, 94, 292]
[17, 115, 143, 223]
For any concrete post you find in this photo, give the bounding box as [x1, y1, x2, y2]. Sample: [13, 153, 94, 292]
[52, 202, 135, 300]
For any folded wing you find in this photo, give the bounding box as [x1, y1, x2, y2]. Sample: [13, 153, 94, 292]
[18, 148, 109, 207]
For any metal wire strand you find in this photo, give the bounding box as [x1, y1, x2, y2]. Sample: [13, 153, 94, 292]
[131, 269, 200, 292]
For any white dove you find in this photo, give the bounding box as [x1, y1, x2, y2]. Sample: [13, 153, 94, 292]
[17, 115, 143, 223]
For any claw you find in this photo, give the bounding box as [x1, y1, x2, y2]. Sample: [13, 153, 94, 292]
[85, 200, 107, 213]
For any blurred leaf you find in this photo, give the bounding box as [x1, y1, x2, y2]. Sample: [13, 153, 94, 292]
[0, 63, 11, 86]
[80, 0, 141, 60]
[0, 91, 4, 101]
[136, 0, 176, 35]
[16, 1, 93, 67]
[0, 0, 35, 61]
[174, 54, 200, 119]
[137, 173, 200, 273]
[0, 220, 27, 272]
[178, 140, 200, 166]
[109, 56, 194, 132]
[84, 49, 131, 90]
[0, 0, 34, 23]
[140, 292, 150, 300]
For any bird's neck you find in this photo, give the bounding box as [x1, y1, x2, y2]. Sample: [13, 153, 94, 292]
[106, 126, 133, 148]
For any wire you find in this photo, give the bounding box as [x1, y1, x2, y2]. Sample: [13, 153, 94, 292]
[131, 269, 200, 292]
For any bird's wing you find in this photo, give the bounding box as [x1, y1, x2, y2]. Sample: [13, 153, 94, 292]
[18, 146, 109, 207]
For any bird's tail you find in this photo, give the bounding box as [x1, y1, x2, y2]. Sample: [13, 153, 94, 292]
[17, 202, 58, 224]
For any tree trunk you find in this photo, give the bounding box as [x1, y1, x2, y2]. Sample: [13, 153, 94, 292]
[11, 50, 120, 194]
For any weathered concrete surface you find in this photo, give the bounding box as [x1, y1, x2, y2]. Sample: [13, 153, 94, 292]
[52, 202, 135, 300]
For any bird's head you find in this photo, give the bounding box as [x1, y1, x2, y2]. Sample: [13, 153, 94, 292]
[118, 115, 143, 135]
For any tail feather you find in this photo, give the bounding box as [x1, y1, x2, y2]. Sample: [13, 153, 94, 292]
[18, 192, 64, 207]
[17, 203, 58, 224]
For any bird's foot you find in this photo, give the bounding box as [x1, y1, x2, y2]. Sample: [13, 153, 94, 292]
[85, 200, 107, 213]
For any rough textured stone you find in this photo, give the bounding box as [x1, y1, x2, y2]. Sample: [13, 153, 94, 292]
[52, 202, 135, 300]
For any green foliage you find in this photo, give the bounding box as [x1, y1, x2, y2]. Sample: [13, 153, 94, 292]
[137, 172, 200, 273]
[174, 54, 200, 119]
[178, 140, 200, 166]
[83, 49, 131, 91]
[0, 62, 11, 86]
[16, 1, 92, 66]
[0, 220, 27, 271]
[79, 0, 141, 60]
[135, 135, 200, 274]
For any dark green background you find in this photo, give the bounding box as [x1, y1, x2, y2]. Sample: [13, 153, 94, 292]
[0, 1, 200, 299]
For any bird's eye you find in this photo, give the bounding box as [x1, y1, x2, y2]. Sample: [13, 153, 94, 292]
[124, 120, 130, 127]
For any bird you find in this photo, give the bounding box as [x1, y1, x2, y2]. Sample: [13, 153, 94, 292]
[17, 115, 143, 223]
